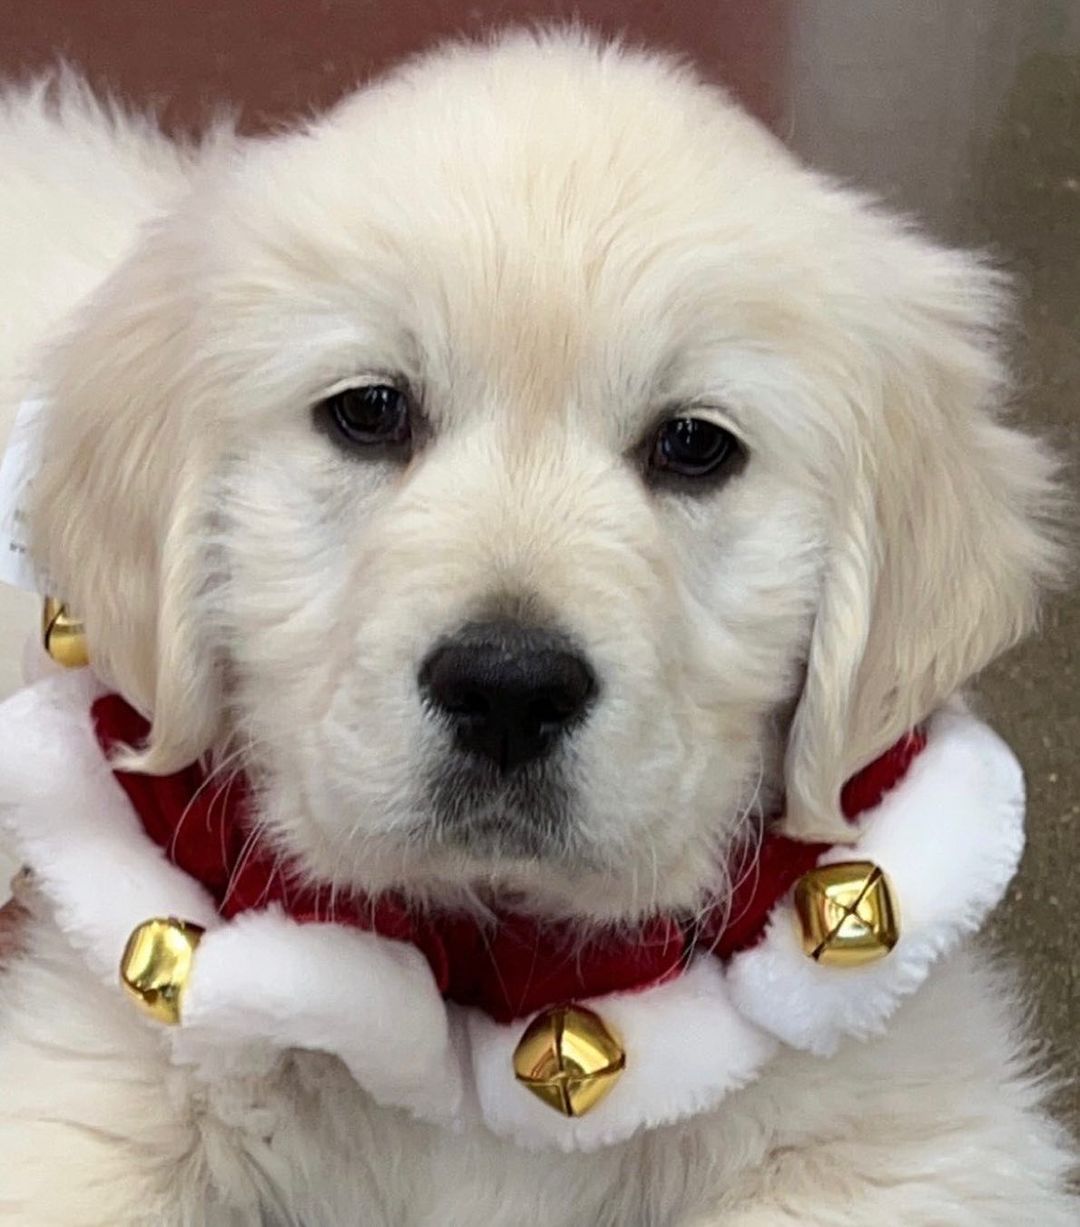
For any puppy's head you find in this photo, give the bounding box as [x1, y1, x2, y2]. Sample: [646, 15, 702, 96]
[32, 33, 1061, 921]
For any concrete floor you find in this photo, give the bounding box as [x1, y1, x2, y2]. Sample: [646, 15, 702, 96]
[0, 0, 1077, 1133]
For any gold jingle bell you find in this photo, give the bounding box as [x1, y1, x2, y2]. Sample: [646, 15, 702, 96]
[512, 1004, 626, 1117]
[42, 597, 89, 669]
[120, 917, 205, 1025]
[794, 860, 900, 967]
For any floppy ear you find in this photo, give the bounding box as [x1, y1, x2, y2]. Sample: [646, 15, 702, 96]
[30, 223, 223, 771]
[783, 233, 1064, 841]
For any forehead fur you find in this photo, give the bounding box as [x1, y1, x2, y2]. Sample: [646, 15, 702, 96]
[185, 32, 871, 444]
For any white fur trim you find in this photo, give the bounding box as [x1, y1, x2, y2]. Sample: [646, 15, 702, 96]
[21, 632, 66, 687]
[0, 675, 463, 1122]
[726, 708, 1025, 1054]
[0, 672, 219, 981]
[181, 908, 463, 1121]
[469, 958, 778, 1152]
[0, 679, 1027, 1150]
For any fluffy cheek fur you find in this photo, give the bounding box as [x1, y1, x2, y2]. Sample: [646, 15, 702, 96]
[220, 410, 822, 918]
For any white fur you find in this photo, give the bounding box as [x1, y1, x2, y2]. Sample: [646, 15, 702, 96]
[728, 706, 1026, 1054]
[469, 959, 779, 1153]
[0, 673, 1032, 1157]
[0, 73, 197, 703]
[0, 29, 1075, 1225]
[0, 671, 218, 980]
[0, 671, 461, 1122]
[183, 911, 463, 1122]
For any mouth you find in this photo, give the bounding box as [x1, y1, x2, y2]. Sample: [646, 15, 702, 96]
[424, 756, 581, 862]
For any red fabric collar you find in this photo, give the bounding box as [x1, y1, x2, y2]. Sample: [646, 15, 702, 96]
[92, 695, 924, 1023]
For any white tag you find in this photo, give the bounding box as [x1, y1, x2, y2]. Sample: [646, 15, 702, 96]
[0, 397, 48, 592]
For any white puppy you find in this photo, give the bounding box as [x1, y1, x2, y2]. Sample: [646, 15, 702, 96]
[0, 30, 1076, 1226]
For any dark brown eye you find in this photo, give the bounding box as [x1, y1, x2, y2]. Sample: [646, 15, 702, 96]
[649, 416, 740, 479]
[319, 384, 411, 449]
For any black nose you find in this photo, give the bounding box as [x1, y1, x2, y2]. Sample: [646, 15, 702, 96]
[419, 621, 597, 771]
